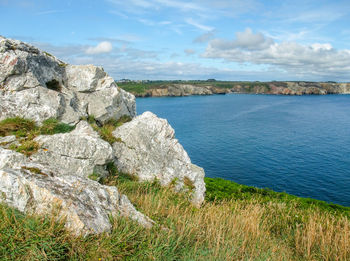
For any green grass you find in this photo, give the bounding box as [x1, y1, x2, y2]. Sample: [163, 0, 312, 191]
[0, 117, 75, 156]
[0, 117, 36, 138]
[205, 177, 350, 216]
[0, 174, 350, 260]
[83, 115, 131, 144]
[40, 118, 75, 135]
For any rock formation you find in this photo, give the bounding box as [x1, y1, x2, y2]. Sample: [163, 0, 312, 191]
[0, 151, 153, 235]
[112, 112, 206, 207]
[0, 36, 135, 124]
[31, 121, 114, 178]
[126, 82, 350, 97]
[0, 36, 206, 235]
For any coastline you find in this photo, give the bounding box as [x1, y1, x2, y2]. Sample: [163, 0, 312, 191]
[118, 81, 350, 97]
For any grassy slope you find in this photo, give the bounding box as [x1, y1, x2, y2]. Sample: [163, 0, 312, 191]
[1, 118, 349, 260]
[1, 174, 349, 260]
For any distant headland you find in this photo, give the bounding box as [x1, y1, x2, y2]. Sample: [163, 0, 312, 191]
[117, 79, 350, 97]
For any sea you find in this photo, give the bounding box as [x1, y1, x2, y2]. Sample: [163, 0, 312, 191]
[137, 94, 350, 206]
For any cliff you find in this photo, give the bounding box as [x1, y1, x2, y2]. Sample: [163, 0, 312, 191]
[119, 81, 350, 97]
[0, 36, 205, 235]
[1, 36, 349, 260]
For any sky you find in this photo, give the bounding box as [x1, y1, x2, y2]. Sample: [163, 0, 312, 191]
[1, 0, 350, 81]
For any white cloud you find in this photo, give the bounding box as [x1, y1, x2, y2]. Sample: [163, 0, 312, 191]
[203, 29, 350, 79]
[311, 43, 332, 51]
[210, 28, 273, 51]
[85, 41, 113, 55]
[185, 18, 214, 31]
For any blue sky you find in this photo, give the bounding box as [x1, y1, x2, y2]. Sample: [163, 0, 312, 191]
[1, 0, 350, 81]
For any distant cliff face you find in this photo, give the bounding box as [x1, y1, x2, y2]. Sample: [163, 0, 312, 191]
[128, 82, 350, 97]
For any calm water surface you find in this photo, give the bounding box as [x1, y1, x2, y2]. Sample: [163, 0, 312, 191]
[137, 94, 350, 206]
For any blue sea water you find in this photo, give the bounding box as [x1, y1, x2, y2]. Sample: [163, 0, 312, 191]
[136, 94, 350, 206]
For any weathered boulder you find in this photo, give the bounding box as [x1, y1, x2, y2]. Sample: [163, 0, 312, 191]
[0, 36, 135, 124]
[0, 148, 153, 235]
[112, 111, 206, 206]
[31, 121, 113, 178]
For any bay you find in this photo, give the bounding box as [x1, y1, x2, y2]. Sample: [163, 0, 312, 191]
[137, 94, 350, 206]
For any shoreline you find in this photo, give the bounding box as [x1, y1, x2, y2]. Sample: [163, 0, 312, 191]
[118, 81, 350, 97]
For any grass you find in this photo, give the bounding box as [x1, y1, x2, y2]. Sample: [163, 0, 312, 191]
[40, 118, 75, 135]
[1, 173, 349, 260]
[205, 177, 350, 216]
[9, 140, 40, 156]
[83, 115, 131, 144]
[0, 117, 75, 156]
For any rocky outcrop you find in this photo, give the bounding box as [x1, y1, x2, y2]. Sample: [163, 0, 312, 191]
[0, 36, 135, 124]
[127, 82, 350, 97]
[0, 163, 153, 236]
[0, 36, 207, 235]
[31, 121, 113, 178]
[139, 84, 229, 97]
[112, 112, 206, 207]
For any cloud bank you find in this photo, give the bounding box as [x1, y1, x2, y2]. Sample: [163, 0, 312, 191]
[203, 28, 350, 79]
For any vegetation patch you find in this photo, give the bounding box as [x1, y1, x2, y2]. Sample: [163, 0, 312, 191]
[40, 118, 75, 135]
[88, 172, 101, 182]
[9, 140, 40, 156]
[0, 117, 36, 138]
[2, 174, 349, 260]
[205, 177, 350, 216]
[183, 177, 195, 191]
[83, 115, 131, 144]
[0, 117, 75, 156]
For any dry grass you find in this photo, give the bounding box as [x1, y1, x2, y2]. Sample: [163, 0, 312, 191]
[117, 179, 350, 260]
[1, 174, 349, 260]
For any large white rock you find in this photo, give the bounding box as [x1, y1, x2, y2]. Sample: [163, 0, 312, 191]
[0, 36, 135, 124]
[0, 148, 153, 235]
[0, 167, 153, 235]
[31, 121, 114, 178]
[112, 111, 206, 206]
